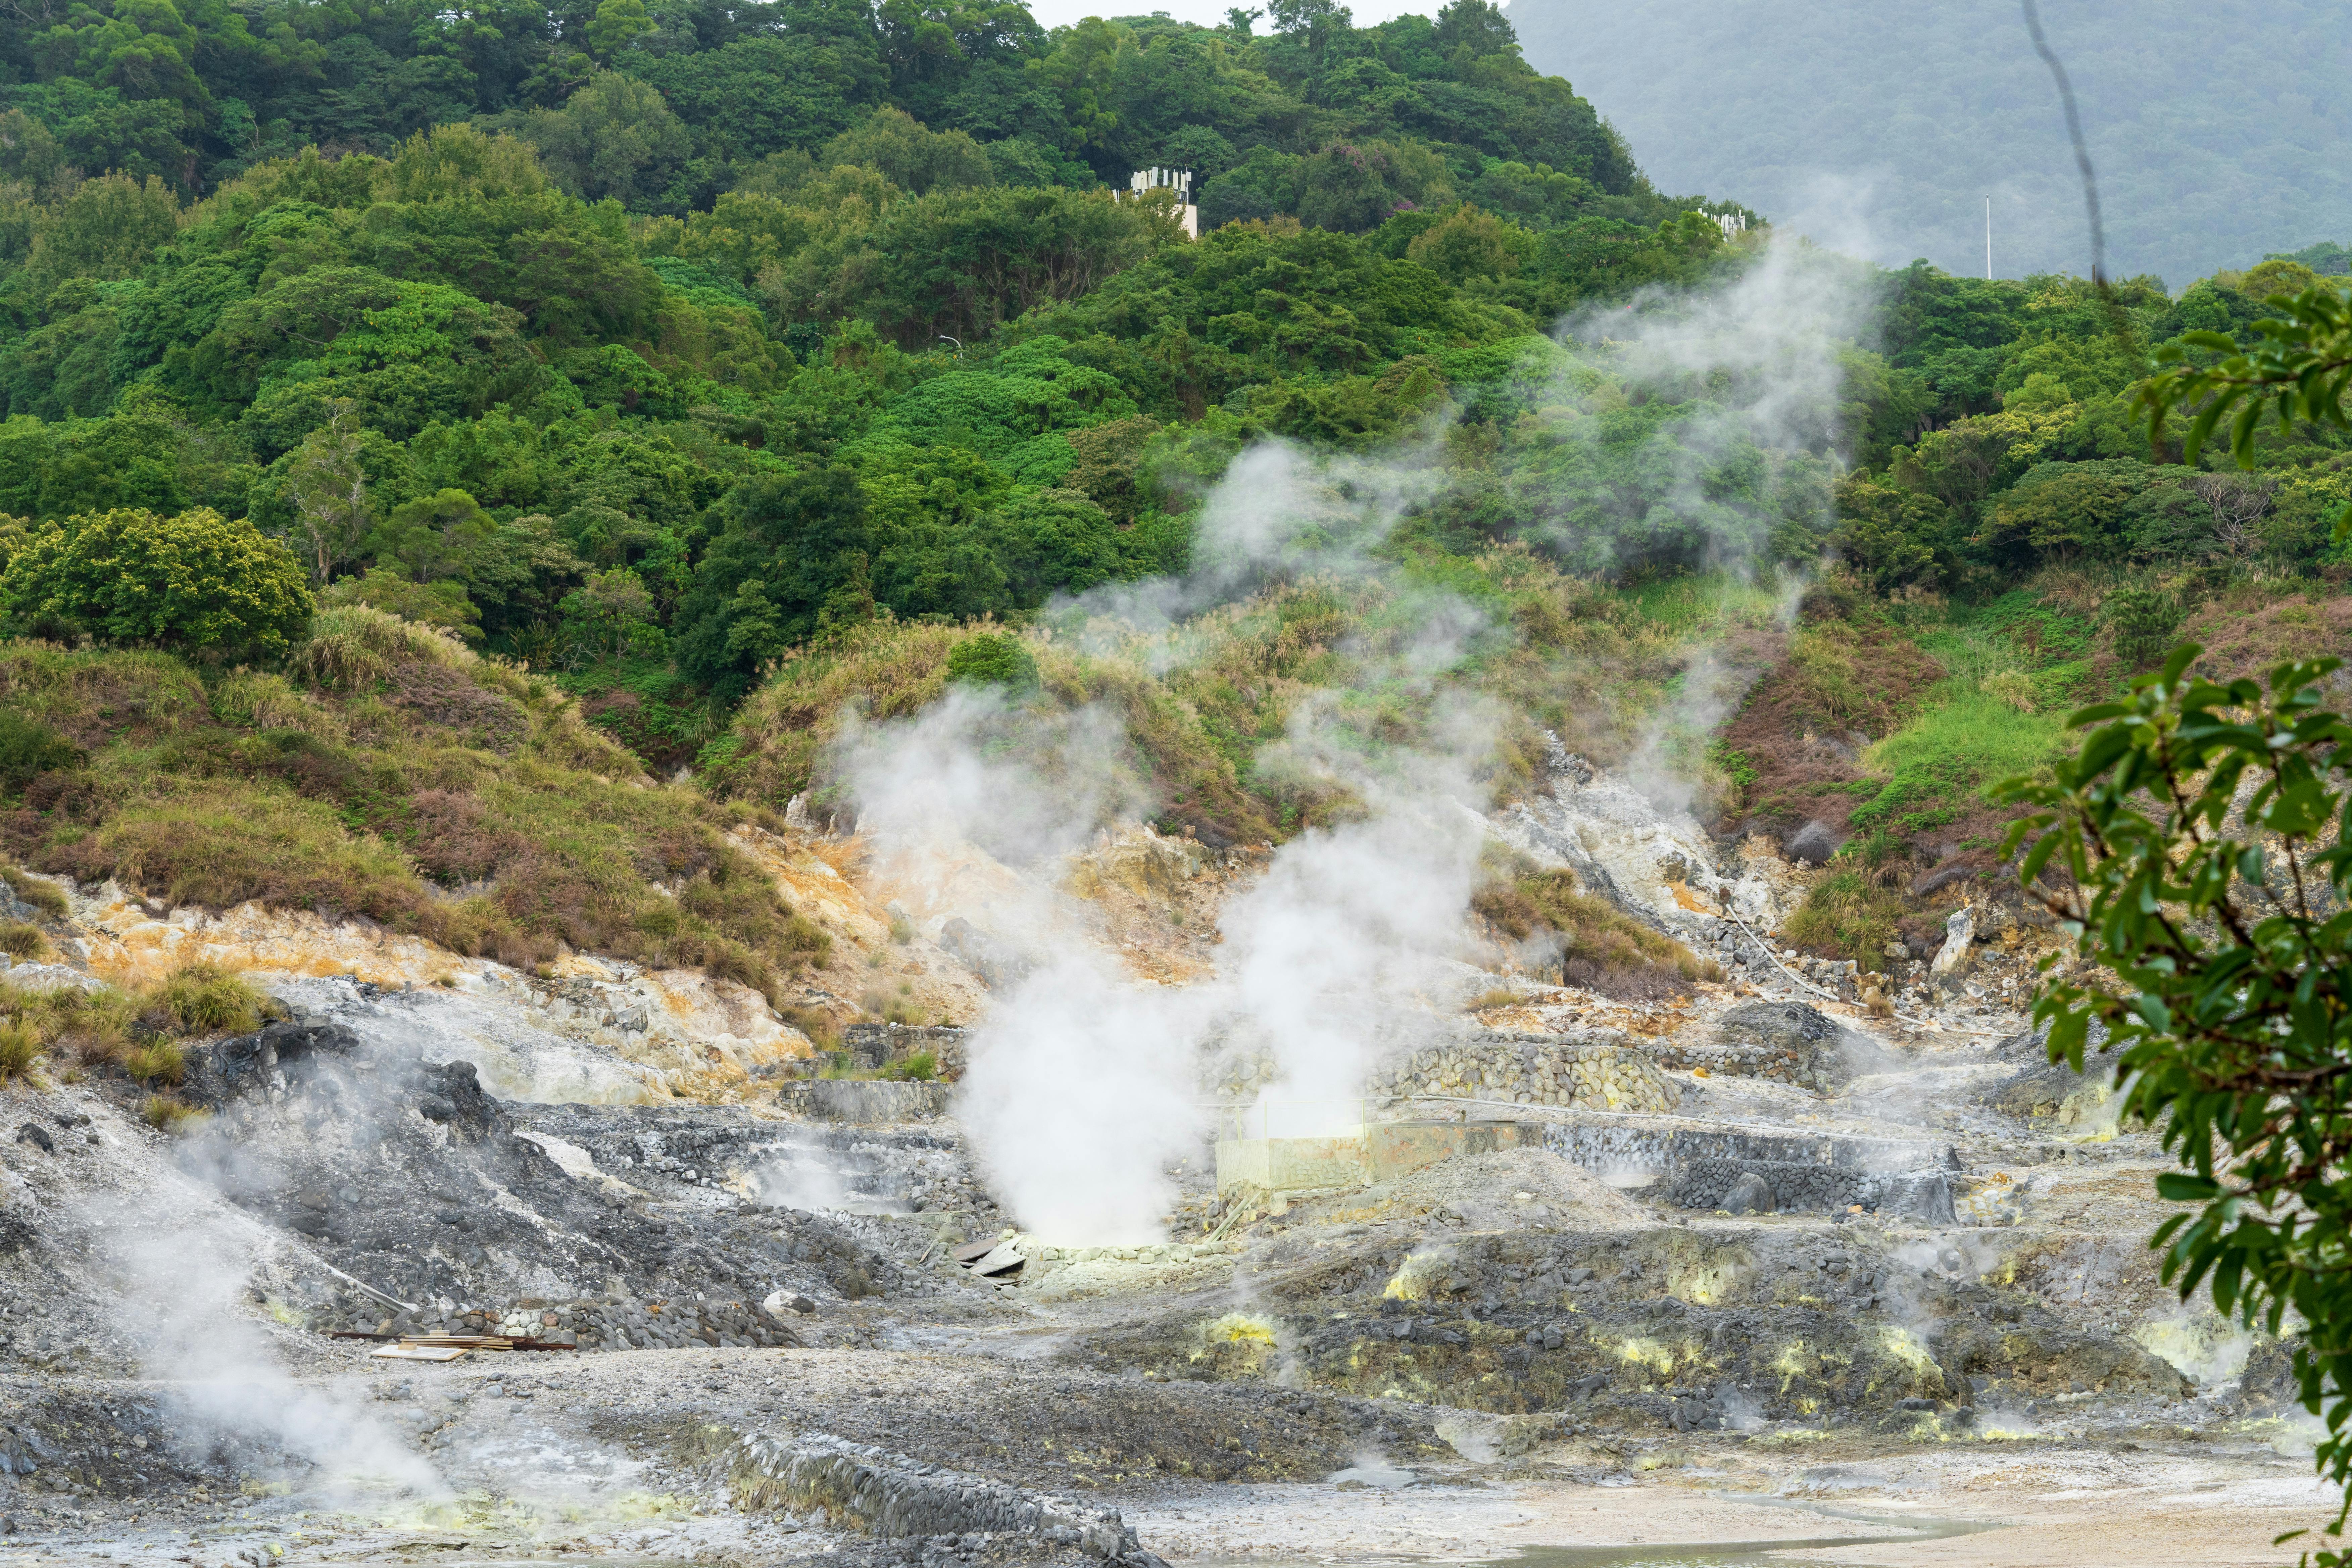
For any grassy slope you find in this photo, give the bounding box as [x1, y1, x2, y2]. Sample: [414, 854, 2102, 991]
[0, 609, 827, 1002]
[712, 557, 1793, 844]
[17, 544, 2345, 998]
[1756, 566, 2352, 970]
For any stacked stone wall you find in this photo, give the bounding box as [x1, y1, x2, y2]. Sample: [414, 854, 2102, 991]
[1369, 1033, 1680, 1114]
[728, 1431, 1166, 1565]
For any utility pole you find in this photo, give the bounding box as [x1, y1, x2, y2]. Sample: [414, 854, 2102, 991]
[1985, 196, 1992, 280]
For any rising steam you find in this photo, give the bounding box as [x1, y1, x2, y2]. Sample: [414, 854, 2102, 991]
[837, 230, 1874, 1242]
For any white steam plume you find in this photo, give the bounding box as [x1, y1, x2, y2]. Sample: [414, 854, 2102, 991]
[95, 1198, 444, 1504]
[838, 230, 1878, 1242]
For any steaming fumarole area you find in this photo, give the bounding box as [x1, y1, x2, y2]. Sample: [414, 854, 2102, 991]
[0, 740, 2325, 1568]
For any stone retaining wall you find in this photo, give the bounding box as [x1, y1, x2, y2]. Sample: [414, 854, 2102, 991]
[840, 1023, 969, 1078]
[728, 1431, 1167, 1566]
[313, 1294, 805, 1350]
[1642, 1000, 1874, 1094]
[1539, 1115, 1952, 1182]
[775, 1079, 952, 1123]
[1666, 1156, 1957, 1223]
[1369, 1032, 1680, 1114]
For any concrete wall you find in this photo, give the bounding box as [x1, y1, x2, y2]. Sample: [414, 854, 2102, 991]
[1218, 1119, 1548, 1193]
[1215, 1134, 1367, 1194]
[1365, 1119, 1540, 1180]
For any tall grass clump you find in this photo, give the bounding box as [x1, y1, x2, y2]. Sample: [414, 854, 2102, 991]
[293, 605, 471, 692]
[155, 962, 263, 1033]
[210, 669, 348, 740]
[0, 866, 68, 918]
[0, 1019, 37, 1079]
[126, 1037, 186, 1085]
[141, 1094, 205, 1133]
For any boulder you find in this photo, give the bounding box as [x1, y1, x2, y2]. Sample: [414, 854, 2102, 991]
[939, 917, 1032, 991]
[1712, 1000, 1838, 1054]
[1784, 820, 1843, 865]
[1710, 1000, 1893, 1094]
[1930, 907, 1975, 976]
[1722, 1172, 1776, 1214]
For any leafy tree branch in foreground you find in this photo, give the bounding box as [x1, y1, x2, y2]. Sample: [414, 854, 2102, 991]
[2000, 650, 2352, 1563]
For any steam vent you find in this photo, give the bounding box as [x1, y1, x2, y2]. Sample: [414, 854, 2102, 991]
[0, 30, 2322, 1556]
[0, 714, 2297, 1565]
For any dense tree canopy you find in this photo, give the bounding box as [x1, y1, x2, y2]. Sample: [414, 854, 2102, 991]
[0, 0, 2332, 789]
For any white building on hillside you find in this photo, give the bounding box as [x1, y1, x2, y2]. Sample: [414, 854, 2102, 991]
[1128, 167, 1198, 238]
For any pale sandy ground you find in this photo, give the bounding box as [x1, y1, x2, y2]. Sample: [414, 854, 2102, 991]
[1126, 1446, 2338, 1566]
[4, 1350, 2334, 1568]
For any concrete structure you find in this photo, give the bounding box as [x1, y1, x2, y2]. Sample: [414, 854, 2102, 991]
[1366, 1119, 1541, 1179]
[1128, 166, 1197, 238]
[1215, 1132, 1366, 1194]
[1215, 1117, 1541, 1194]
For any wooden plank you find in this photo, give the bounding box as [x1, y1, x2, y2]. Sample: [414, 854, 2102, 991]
[371, 1343, 472, 1362]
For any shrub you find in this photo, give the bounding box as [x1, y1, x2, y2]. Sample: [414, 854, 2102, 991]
[0, 710, 79, 792]
[879, 1050, 937, 1081]
[2104, 586, 2180, 671]
[1, 507, 315, 662]
[945, 631, 1039, 690]
[154, 962, 264, 1034]
[1783, 864, 1907, 969]
[0, 921, 48, 959]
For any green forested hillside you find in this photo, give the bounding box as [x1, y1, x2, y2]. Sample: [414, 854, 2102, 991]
[1506, 0, 2351, 287]
[0, 0, 2340, 997]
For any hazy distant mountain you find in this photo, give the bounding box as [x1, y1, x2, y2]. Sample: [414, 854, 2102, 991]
[1505, 0, 2350, 287]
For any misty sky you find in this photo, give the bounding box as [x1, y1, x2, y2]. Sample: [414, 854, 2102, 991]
[1504, 0, 2347, 285]
[1023, 0, 1438, 28]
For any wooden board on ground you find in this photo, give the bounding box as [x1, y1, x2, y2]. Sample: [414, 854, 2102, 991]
[371, 1343, 473, 1362]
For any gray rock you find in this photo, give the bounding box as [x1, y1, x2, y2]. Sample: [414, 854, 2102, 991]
[940, 918, 1033, 990]
[12, 1123, 50, 1154]
[1784, 820, 1843, 865]
[1722, 1172, 1775, 1214]
[1713, 1000, 1839, 1052]
[1930, 907, 1975, 976]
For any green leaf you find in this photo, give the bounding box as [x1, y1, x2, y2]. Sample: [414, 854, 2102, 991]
[2156, 1173, 2221, 1203]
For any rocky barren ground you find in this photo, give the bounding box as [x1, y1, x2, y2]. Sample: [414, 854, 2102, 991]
[0, 758, 2327, 1568]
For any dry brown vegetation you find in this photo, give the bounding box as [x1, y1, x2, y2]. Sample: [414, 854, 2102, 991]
[0, 609, 831, 1003]
[2179, 590, 2352, 686]
[1711, 582, 1945, 841]
[715, 552, 1789, 852]
[1472, 864, 1721, 1000]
